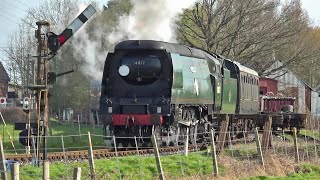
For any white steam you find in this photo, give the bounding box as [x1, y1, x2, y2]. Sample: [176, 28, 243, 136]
[72, 27, 105, 81]
[71, 3, 106, 81]
[108, 0, 197, 43]
[72, 0, 197, 81]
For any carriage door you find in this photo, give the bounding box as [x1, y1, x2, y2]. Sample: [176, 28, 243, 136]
[210, 75, 222, 111]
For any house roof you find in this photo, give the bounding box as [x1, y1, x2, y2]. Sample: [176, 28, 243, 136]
[264, 60, 315, 91]
[314, 84, 320, 92]
[0, 62, 10, 82]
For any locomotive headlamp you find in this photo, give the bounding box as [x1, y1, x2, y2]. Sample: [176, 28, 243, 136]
[119, 65, 130, 76]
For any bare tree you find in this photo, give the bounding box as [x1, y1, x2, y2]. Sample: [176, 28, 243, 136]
[4, 0, 91, 115]
[287, 27, 320, 87]
[23, 0, 79, 32]
[178, 0, 317, 73]
[4, 25, 34, 96]
[4, 0, 80, 90]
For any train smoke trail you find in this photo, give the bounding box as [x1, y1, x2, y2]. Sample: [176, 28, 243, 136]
[71, 3, 105, 81]
[72, 0, 197, 81]
[108, 0, 197, 43]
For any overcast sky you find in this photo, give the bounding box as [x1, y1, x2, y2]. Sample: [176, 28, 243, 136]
[0, 0, 319, 60]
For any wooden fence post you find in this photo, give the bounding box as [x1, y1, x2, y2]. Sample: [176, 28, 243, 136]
[87, 132, 96, 180]
[312, 129, 317, 161]
[151, 134, 164, 180]
[209, 129, 219, 176]
[73, 167, 81, 180]
[43, 161, 49, 180]
[134, 136, 144, 178]
[61, 135, 69, 180]
[11, 163, 19, 180]
[184, 127, 189, 156]
[31, 136, 37, 166]
[293, 128, 300, 162]
[0, 137, 7, 180]
[112, 135, 121, 179]
[261, 115, 272, 153]
[217, 114, 229, 153]
[254, 128, 265, 168]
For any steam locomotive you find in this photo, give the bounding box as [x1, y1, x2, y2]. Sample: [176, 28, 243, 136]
[99, 40, 305, 146]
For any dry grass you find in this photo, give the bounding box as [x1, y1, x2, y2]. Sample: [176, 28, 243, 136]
[178, 154, 307, 180]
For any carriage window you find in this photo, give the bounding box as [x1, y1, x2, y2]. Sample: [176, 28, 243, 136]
[173, 71, 183, 89]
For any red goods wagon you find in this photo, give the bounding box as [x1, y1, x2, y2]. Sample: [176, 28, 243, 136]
[259, 77, 295, 112]
[260, 95, 295, 112]
[258, 77, 305, 129]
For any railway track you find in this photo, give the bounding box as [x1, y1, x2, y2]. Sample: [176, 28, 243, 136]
[6, 130, 317, 164]
[5, 144, 207, 163]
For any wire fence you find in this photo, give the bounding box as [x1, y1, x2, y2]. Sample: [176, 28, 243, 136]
[0, 127, 319, 180]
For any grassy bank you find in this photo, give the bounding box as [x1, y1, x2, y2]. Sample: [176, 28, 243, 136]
[10, 151, 225, 180]
[7, 152, 319, 180]
[247, 164, 320, 180]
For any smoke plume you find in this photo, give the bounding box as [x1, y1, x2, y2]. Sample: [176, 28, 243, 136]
[71, 3, 105, 81]
[108, 0, 197, 43]
[72, 0, 197, 81]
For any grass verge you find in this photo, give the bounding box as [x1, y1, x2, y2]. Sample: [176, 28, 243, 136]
[247, 164, 320, 180]
[9, 151, 225, 180]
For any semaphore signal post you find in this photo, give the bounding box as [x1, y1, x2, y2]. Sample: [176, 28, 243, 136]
[22, 5, 96, 167]
[28, 20, 51, 166]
